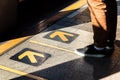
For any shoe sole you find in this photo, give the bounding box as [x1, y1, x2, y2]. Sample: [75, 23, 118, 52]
[74, 50, 105, 58]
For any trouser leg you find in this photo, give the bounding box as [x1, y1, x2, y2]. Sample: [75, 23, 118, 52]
[87, 0, 117, 47]
[106, 0, 117, 44]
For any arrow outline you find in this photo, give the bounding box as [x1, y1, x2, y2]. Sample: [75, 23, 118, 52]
[44, 30, 79, 43]
[10, 48, 50, 66]
[49, 31, 74, 42]
[18, 51, 45, 63]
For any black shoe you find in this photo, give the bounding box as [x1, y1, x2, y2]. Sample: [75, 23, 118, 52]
[105, 41, 115, 56]
[75, 44, 107, 58]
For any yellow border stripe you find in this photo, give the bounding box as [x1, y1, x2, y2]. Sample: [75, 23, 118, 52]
[0, 65, 47, 80]
[29, 40, 75, 54]
[0, 36, 30, 55]
[62, 0, 87, 11]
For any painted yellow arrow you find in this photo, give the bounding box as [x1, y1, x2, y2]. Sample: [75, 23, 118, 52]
[50, 31, 74, 42]
[18, 51, 44, 63]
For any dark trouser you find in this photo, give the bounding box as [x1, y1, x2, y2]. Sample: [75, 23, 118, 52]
[87, 0, 117, 47]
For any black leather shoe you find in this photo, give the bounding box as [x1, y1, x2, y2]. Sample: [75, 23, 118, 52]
[105, 41, 115, 57]
[75, 44, 106, 58]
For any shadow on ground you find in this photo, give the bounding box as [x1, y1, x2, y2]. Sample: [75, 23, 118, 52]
[1, 0, 120, 42]
[11, 41, 120, 80]
[0, 0, 78, 42]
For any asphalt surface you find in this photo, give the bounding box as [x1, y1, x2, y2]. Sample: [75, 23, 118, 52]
[0, 0, 120, 80]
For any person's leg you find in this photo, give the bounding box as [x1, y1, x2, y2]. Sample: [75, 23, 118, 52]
[75, 0, 117, 57]
[89, 0, 117, 48]
[106, 0, 117, 49]
[89, 0, 117, 50]
[88, 0, 108, 47]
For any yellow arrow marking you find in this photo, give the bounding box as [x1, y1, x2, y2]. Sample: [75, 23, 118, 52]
[0, 36, 30, 55]
[0, 65, 47, 80]
[18, 51, 44, 63]
[49, 31, 74, 42]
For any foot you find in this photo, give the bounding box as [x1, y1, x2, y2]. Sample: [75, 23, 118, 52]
[75, 44, 113, 58]
[105, 41, 115, 56]
[106, 41, 115, 51]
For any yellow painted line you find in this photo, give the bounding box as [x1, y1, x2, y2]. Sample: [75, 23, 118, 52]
[0, 65, 47, 80]
[29, 40, 75, 54]
[62, 0, 87, 11]
[0, 36, 30, 55]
